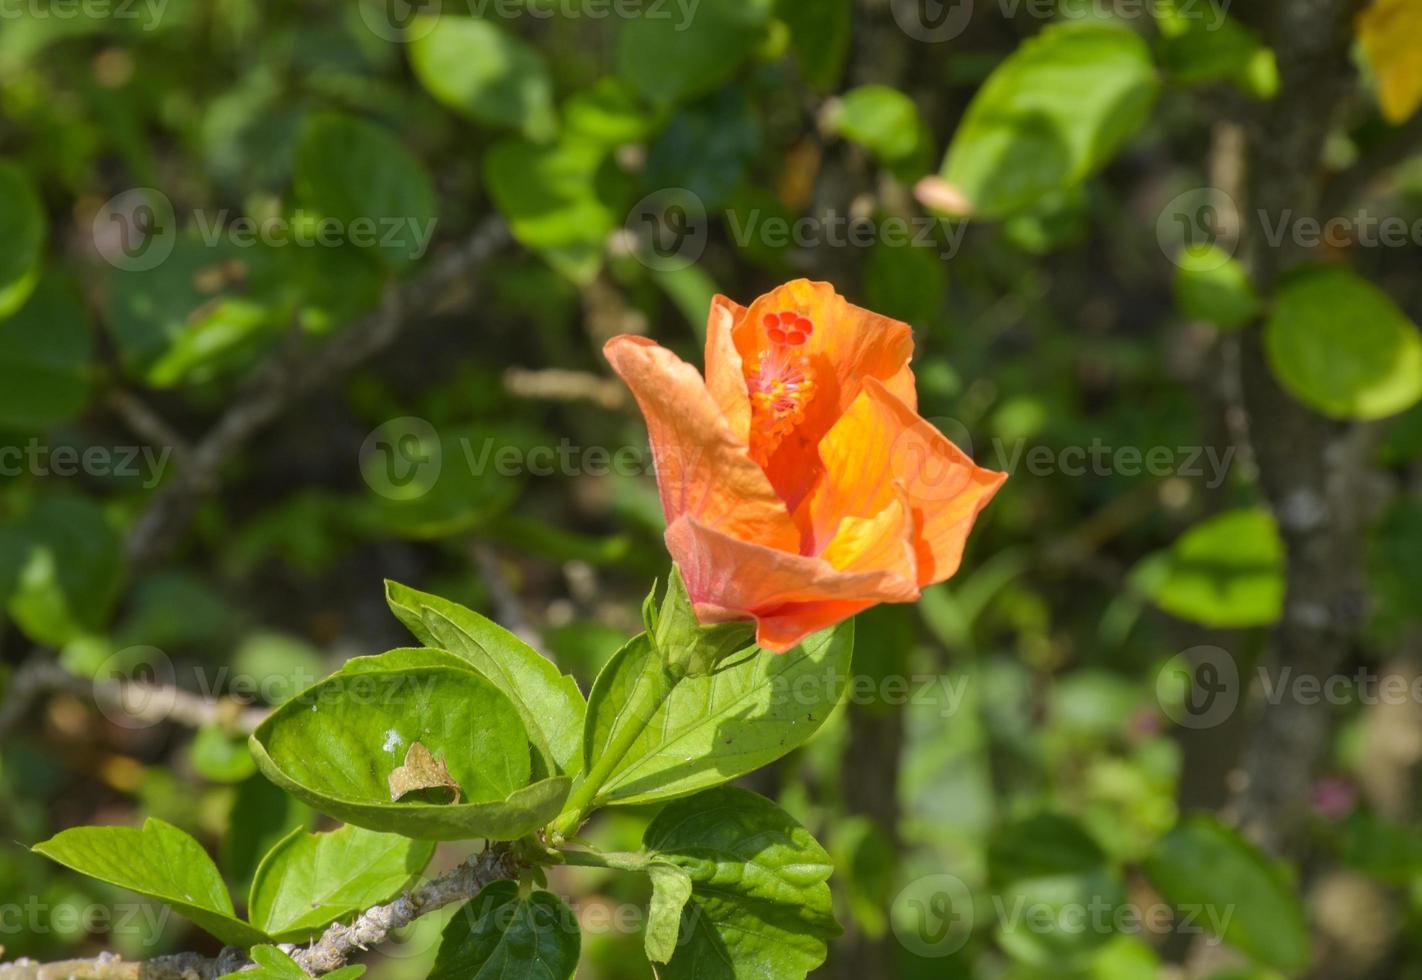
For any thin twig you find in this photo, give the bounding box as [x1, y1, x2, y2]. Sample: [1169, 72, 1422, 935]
[125, 217, 510, 567]
[0, 846, 519, 979]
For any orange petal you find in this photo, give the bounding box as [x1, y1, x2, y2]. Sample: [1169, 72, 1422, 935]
[733, 280, 917, 508]
[811, 379, 1006, 586]
[604, 336, 799, 552]
[821, 492, 919, 585]
[704, 294, 750, 441]
[666, 515, 918, 653]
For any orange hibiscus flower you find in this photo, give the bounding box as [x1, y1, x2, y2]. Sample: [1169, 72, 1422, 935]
[605, 279, 1006, 653]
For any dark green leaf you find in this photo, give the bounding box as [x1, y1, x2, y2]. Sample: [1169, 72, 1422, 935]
[432, 880, 579, 979]
[617, 0, 773, 105]
[0, 275, 92, 429]
[778, 0, 850, 91]
[644, 786, 839, 979]
[1, 495, 124, 646]
[0, 161, 46, 318]
[1143, 816, 1309, 972]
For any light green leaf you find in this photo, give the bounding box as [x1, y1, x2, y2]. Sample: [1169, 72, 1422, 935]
[484, 136, 619, 283]
[33, 818, 269, 948]
[563, 78, 656, 146]
[293, 112, 437, 268]
[432, 880, 579, 979]
[582, 621, 852, 806]
[385, 580, 586, 778]
[1264, 264, 1422, 420]
[249, 824, 434, 941]
[0, 275, 92, 429]
[1143, 508, 1283, 629]
[409, 15, 556, 141]
[644, 786, 839, 979]
[1143, 816, 1309, 972]
[617, 0, 773, 105]
[1173, 243, 1261, 330]
[645, 863, 693, 963]
[0, 161, 46, 319]
[1155, 0, 1277, 98]
[938, 23, 1158, 218]
[830, 86, 926, 164]
[1, 495, 124, 647]
[250, 660, 570, 840]
[190, 724, 258, 784]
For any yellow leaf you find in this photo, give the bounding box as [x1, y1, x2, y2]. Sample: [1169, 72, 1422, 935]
[1358, 0, 1422, 123]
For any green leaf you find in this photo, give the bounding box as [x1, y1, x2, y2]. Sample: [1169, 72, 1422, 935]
[830, 86, 926, 164]
[484, 136, 619, 283]
[1264, 264, 1422, 420]
[644, 786, 839, 979]
[1, 495, 124, 646]
[617, 0, 773, 106]
[0, 275, 92, 429]
[217, 945, 365, 980]
[33, 818, 269, 948]
[645, 862, 693, 963]
[582, 621, 852, 806]
[938, 24, 1158, 218]
[432, 880, 579, 979]
[250, 659, 570, 840]
[249, 824, 435, 941]
[1156, 0, 1277, 97]
[385, 580, 586, 778]
[1143, 816, 1309, 972]
[778, 0, 850, 91]
[409, 15, 556, 142]
[563, 78, 656, 146]
[0, 161, 46, 319]
[862, 235, 947, 327]
[190, 724, 259, 783]
[1143, 508, 1284, 629]
[293, 112, 438, 268]
[1173, 243, 1261, 330]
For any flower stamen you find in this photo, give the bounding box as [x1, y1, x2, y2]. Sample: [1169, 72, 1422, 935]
[748, 311, 817, 466]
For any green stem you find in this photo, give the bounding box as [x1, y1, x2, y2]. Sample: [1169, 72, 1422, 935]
[551, 657, 679, 838]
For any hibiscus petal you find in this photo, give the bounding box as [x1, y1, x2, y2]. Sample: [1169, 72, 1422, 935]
[821, 492, 919, 585]
[605, 336, 800, 552]
[665, 515, 918, 652]
[811, 379, 1006, 586]
[704, 294, 751, 441]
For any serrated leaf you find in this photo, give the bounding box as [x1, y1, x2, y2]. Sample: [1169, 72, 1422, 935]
[0, 275, 92, 429]
[937, 23, 1158, 218]
[250, 659, 570, 840]
[33, 818, 269, 948]
[409, 15, 556, 141]
[293, 112, 437, 268]
[1143, 508, 1284, 629]
[248, 824, 434, 942]
[644, 787, 839, 979]
[582, 622, 852, 807]
[432, 880, 579, 979]
[1143, 816, 1309, 972]
[0, 160, 46, 319]
[1264, 264, 1422, 420]
[386, 580, 586, 778]
[645, 863, 693, 963]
